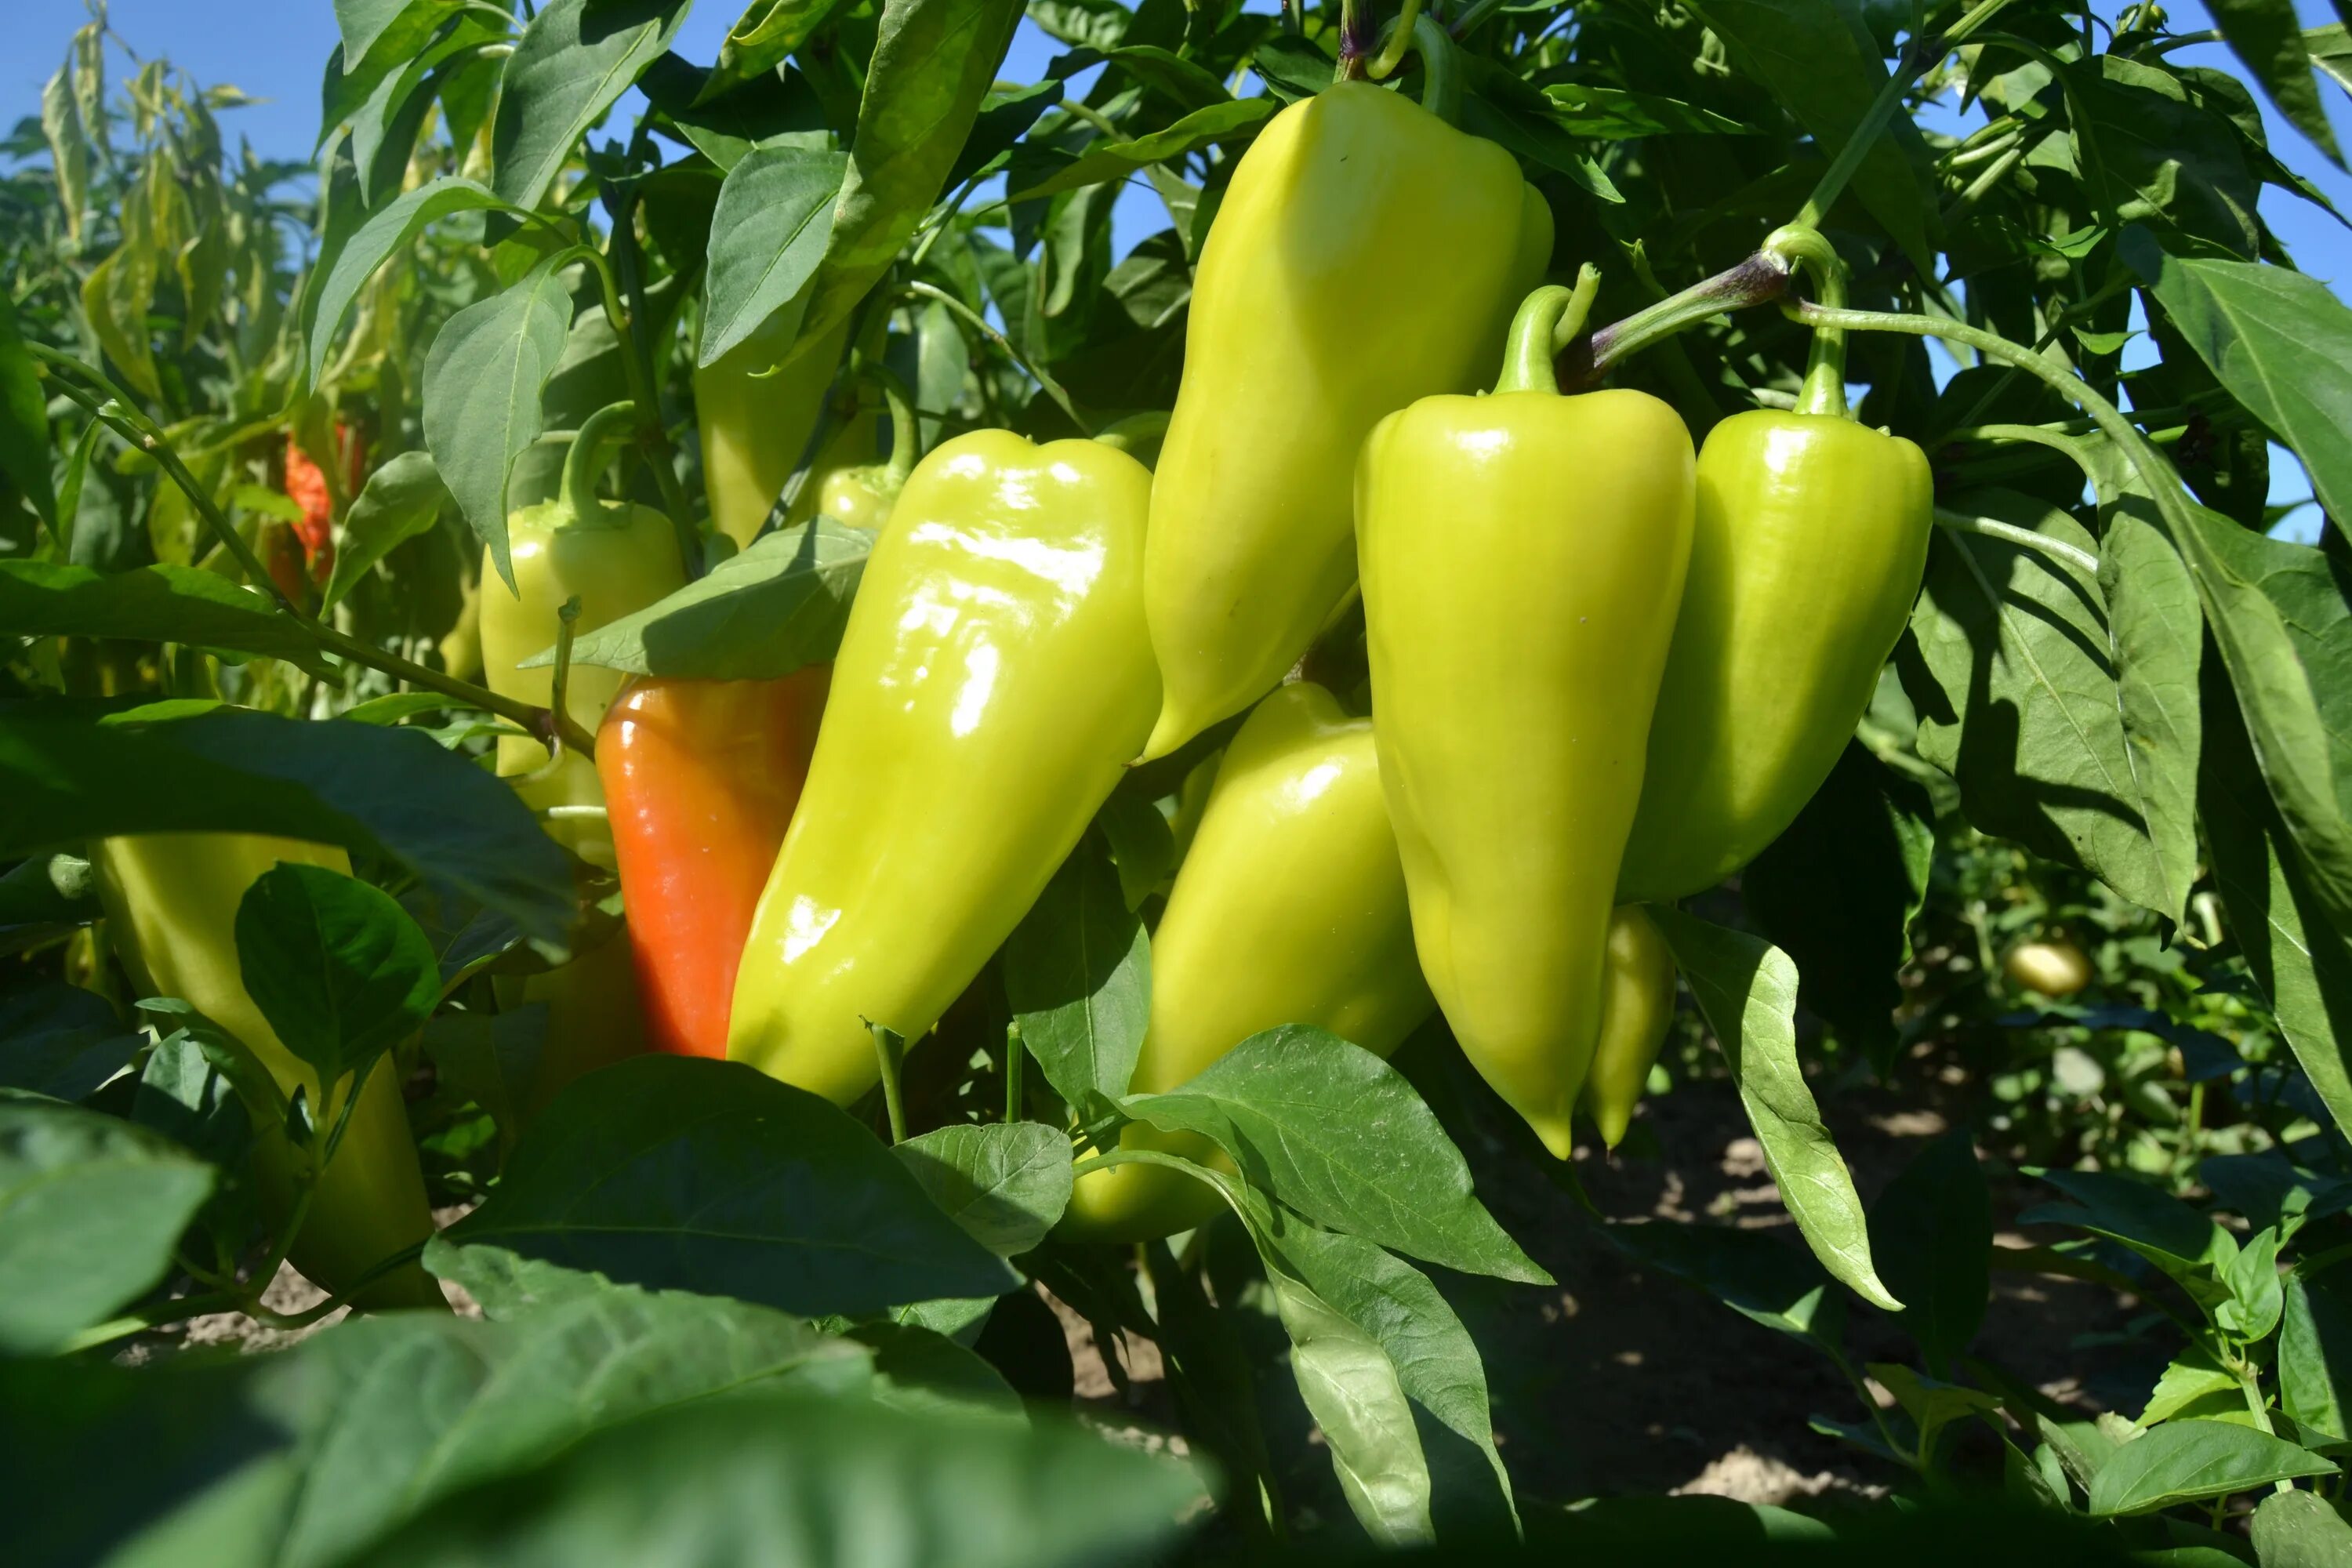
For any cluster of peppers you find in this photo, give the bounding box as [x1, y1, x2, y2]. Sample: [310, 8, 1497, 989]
[87, 68, 1933, 1301]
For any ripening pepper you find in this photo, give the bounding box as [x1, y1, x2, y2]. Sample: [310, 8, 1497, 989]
[598, 670, 831, 1058]
[1618, 230, 1932, 901]
[1357, 282, 1695, 1157]
[696, 308, 853, 550]
[1139, 79, 1553, 759]
[1580, 906, 1678, 1149]
[1060, 682, 1432, 1242]
[93, 833, 443, 1308]
[1616, 416, 1930, 901]
[728, 430, 1159, 1103]
[481, 403, 684, 1102]
[480, 404, 688, 869]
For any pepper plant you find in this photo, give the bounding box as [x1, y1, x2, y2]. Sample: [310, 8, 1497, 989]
[6, 0, 2352, 1561]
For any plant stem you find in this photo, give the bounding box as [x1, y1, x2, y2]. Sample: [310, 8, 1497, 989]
[1791, 0, 2020, 231]
[1005, 1021, 1025, 1123]
[903, 281, 1091, 434]
[583, 242, 699, 579]
[1569, 251, 1791, 387]
[1934, 506, 2101, 580]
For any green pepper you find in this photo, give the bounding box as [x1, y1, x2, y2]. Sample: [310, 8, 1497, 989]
[1580, 906, 1678, 1150]
[1140, 78, 1552, 760]
[1618, 230, 1933, 901]
[728, 430, 1159, 1103]
[695, 309, 853, 550]
[1061, 682, 1432, 1242]
[93, 834, 443, 1308]
[1356, 278, 1694, 1156]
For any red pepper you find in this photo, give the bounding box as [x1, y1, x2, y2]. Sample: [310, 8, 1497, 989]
[284, 425, 365, 585]
[597, 670, 831, 1058]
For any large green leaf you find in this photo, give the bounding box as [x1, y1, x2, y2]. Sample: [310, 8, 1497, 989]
[0, 1091, 214, 1355]
[789, 0, 1025, 361]
[436, 1056, 1018, 1315]
[488, 0, 690, 213]
[1001, 833, 1149, 1112]
[1650, 909, 1902, 1312]
[697, 145, 849, 367]
[2085, 1417, 2332, 1515]
[0, 561, 336, 678]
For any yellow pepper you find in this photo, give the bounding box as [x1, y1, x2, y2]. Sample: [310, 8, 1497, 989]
[695, 308, 853, 550]
[1356, 280, 1694, 1156]
[92, 834, 443, 1308]
[1061, 682, 1432, 1242]
[1140, 78, 1552, 759]
[728, 430, 1159, 1102]
[1581, 906, 1679, 1149]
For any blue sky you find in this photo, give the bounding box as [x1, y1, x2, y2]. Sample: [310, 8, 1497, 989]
[7, 0, 2345, 529]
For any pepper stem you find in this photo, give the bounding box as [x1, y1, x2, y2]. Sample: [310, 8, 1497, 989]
[560, 401, 641, 528]
[1493, 265, 1602, 396]
[1354, 8, 1460, 124]
[865, 361, 922, 488]
[1762, 227, 1850, 419]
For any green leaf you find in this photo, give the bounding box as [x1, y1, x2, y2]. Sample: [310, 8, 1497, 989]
[2209, 0, 2342, 165]
[1602, 1217, 1842, 1350]
[305, 176, 521, 390]
[422, 250, 581, 590]
[234, 863, 440, 1094]
[2281, 1276, 2352, 1442]
[1126, 1026, 1549, 1285]
[335, 0, 460, 73]
[700, 0, 849, 104]
[0, 1091, 214, 1355]
[2098, 498, 2205, 925]
[2140, 1347, 2241, 1425]
[2020, 1167, 2230, 1288]
[0, 294, 55, 532]
[2252, 1485, 2352, 1566]
[532, 517, 869, 679]
[1007, 98, 1273, 201]
[0, 700, 575, 945]
[0, 985, 136, 1103]
[1741, 743, 1933, 1072]
[489, 0, 690, 213]
[2067, 56, 2263, 257]
[437, 1056, 1018, 1316]
[0, 561, 336, 678]
[790, 0, 1025, 360]
[421, 1008, 543, 1147]
[41, 64, 91, 249]
[698, 146, 850, 368]
[1682, 0, 1934, 267]
[1001, 835, 1149, 1110]
[1867, 1132, 1991, 1374]
[1273, 1263, 1434, 1542]
[2125, 240, 2352, 536]
[2085, 1417, 2333, 1515]
[322, 450, 452, 611]
[2220, 1227, 2286, 1341]
[845, 1319, 1025, 1425]
[891, 1122, 1073, 1257]
[1650, 909, 1902, 1312]
[1541, 82, 1755, 138]
[1265, 1221, 1518, 1529]
[347, 1391, 1202, 1567]
[80, 245, 161, 402]
[1902, 489, 2170, 915]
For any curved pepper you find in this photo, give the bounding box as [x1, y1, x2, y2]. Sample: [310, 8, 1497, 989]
[1357, 281, 1694, 1156]
[695, 309, 853, 550]
[1579, 906, 1678, 1150]
[93, 834, 442, 1308]
[598, 670, 831, 1058]
[481, 405, 685, 1104]
[1139, 79, 1552, 759]
[1061, 682, 1432, 1242]
[728, 430, 1159, 1103]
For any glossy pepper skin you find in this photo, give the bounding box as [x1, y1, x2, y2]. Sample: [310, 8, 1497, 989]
[728, 430, 1159, 1103]
[93, 834, 442, 1308]
[1580, 906, 1678, 1149]
[1357, 285, 1694, 1157]
[597, 670, 830, 1058]
[481, 407, 685, 1102]
[695, 309, 852, 550]
[1139, 80, 1553, 759]
[1618, 412, 1932, 901]
[1061, 683, 1433, 1242]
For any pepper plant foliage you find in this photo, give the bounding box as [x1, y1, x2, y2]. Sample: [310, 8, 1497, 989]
[5, 0, 2352, 1559]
